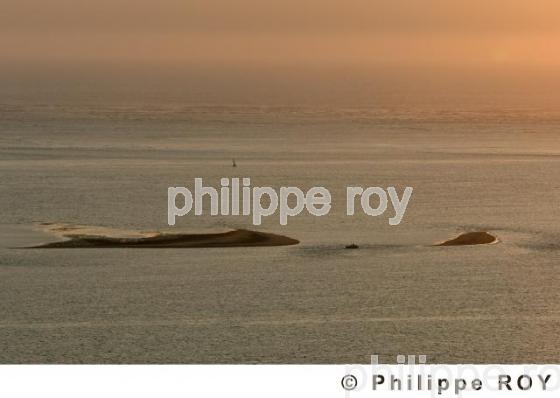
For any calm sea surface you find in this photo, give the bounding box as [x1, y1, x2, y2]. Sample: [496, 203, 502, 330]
[1, 104, 560, 363]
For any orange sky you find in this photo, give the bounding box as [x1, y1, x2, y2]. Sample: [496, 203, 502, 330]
[2, 0, 560, 105]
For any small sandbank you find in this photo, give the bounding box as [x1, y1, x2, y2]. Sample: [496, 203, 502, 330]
[28, 228, 299, 248]
[436, 231, 498, 246]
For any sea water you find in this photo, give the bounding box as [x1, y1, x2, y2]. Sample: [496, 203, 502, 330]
[1, 103, 560, 363]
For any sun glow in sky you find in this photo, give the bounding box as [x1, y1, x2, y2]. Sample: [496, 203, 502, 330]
[2, 0, 560, 105]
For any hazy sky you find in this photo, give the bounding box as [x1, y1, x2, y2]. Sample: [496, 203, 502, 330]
[2, 0, 560, 105]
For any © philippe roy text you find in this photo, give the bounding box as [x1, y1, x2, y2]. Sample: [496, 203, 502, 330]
[168, 178, 413, 226]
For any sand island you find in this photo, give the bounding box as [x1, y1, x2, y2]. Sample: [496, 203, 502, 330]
[28, 227, 299, 249]
[436, 231, 498, 246]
